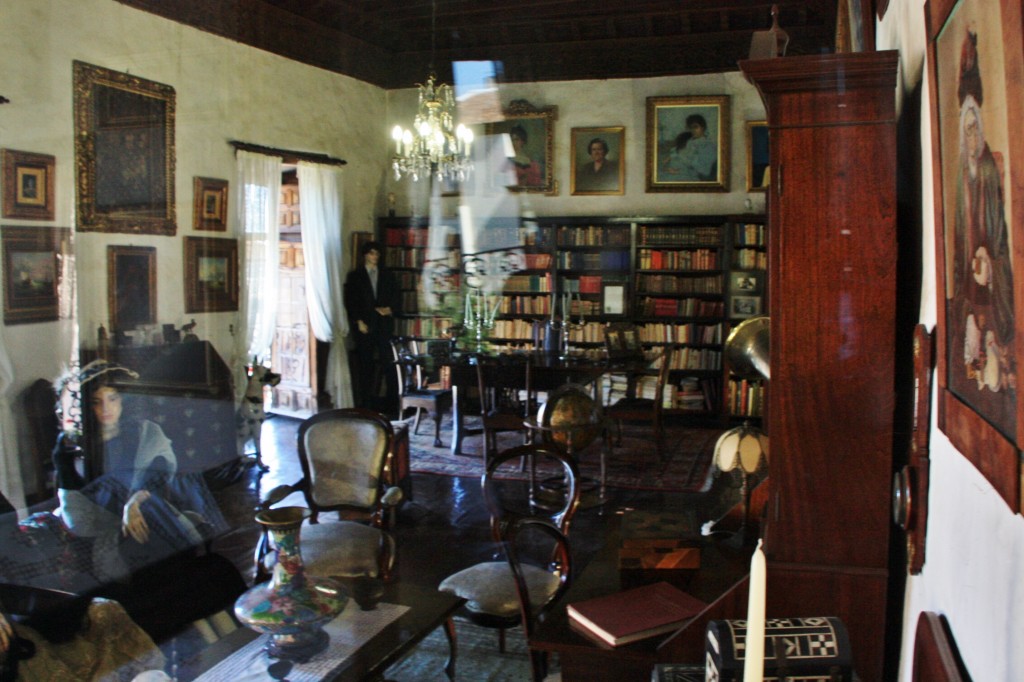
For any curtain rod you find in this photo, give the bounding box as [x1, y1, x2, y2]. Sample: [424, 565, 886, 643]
[229, 140, 347, 166]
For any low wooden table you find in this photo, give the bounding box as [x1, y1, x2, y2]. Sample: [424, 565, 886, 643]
[179, 583, 462, 681]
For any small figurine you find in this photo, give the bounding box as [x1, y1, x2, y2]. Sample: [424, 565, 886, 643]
[182, 318, 199, 342]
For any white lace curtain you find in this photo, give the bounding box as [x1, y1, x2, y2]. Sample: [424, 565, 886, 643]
[233, 150, 282, 399]
[297, 162, 352, 408]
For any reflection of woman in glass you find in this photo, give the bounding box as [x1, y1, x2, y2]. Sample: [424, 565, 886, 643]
[506, 125, 543, 186]
[951, 30, 1014, 393]
[54, 361, 227, 582]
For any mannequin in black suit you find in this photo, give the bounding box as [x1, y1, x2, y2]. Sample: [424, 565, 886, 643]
[344, 240, 401, 410]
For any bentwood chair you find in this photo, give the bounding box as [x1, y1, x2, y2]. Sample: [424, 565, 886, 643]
[255, 409, 403, 584]
[391, 338, 452, 447]
[439, 445, 580, 681]
[475, 354, 535, 467]
[604, 347, 674, 462]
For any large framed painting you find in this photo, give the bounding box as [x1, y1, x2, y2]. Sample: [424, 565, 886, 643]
[485, 100, 557, 194]
[570, 127, 625, 196]
[2, 150, 55, 220]
[74, 61, 176, 235]
[185, 236, 239, 313]
[646, 95, 730, 193]
[2, 226, 69, 325]
[926, 0, 1024, 511]
[745, 121, 770, 192]
[107, 245, 156, 332]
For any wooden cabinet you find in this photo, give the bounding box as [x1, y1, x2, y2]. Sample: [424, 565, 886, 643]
[739, 51, 900, 681]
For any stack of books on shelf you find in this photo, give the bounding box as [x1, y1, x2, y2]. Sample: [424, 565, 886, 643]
[638, 248, 718, 271]
[503, 273, 552, 292]
[636, 274, 723, 295]
[567, 581, 706, 647]
[638, 225, 721, 246]
[733, 248, 767, 269]
[675, 377, 707, 411]
[639, 297, 725, 318]
[734, 221, 766, 246]
[499, 295, 550, 316]
[727, 378, 764, 417]
[523, 252, 552, 270]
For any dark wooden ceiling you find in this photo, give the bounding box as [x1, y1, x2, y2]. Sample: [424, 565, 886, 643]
[116, 0, 847, 89]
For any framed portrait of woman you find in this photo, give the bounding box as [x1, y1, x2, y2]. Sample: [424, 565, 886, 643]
[646, 95, 730, 193]
[484, 100, 557, 194]
[571, 127, 625, 196]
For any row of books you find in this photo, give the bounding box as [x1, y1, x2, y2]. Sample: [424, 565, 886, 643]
[733, 222, 767, 246]
[503, 274, 552, 292]
[498, 295, 550, 316]
[732, 247, 767, 269]
[555, 225, 631, 247]
[636, 274, 723, 295]
[727, 378, 765, 417]
[523, 252, 553, 270]
[637, 248, 718, 271]
[560, 275, 603, 294]
[395, 271, 421, 290]
[637, 297, 725, 318]
[669, 347, 721, 371]
[385, 250, 426, 268]
[556, 250, 630, 270]
[637, 323, 723, 345]
[489, 319, 539, 340]
[394, 316, 453, 338]
[638, 225, 721, 246]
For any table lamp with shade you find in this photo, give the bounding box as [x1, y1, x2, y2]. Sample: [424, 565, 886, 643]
[708, 422, 769, 544]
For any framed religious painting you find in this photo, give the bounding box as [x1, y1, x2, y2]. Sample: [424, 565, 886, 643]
[485, 100, 557, 194]
[193, 177, 228, 231]
[2, 226, 70, 325]
[73, 61, 176, 235]
[2, 150, 55, 220]
[926, 0, 1024, 510]
[571, 127, 625, 196]
[646, 95, 730, 193]
[185, 237, 239, 313]
[745, 121, 770, 192]
[107, 245, 156, 332]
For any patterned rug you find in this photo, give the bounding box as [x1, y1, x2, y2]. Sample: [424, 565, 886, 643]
[404, 415, 718, 493]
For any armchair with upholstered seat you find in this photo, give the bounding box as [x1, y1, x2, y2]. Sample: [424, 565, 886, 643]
[254, 409, 403, 584]
[439, 444, 579, 681]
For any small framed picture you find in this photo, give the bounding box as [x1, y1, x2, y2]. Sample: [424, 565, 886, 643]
[646, 95, 731, 193]
[601, 281, 628, 315]
[2, 225, 69, 324]
[730, 271, 762, 294]
[107, 245, 157, 332]
[2, 150, 56, 221]
[730, 295, 762, 319]
[185, 236, 239, 313]
[746, 121, 770, 192]
[193, 177, 229, 231]
[571, 127, 625, 195]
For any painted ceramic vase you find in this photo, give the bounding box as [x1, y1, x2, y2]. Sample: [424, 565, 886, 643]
[234, 506, 348, 661]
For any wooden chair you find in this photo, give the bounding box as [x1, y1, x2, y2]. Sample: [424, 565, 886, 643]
[391, 338, 452, 447]
[439, 445, 580, 681]
[475, 355, 534, 467]
[604, 347, 674, 462]
[255, 408, 403, 583]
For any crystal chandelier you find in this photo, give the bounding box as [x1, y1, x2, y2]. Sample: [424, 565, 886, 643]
[390, 0, 473, 183]
[391, 74, 473, 182]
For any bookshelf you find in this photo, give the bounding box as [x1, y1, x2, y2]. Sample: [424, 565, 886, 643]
[377, 213, 767, 423]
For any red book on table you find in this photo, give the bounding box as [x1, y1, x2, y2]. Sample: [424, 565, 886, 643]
[566, 581, 707, 647]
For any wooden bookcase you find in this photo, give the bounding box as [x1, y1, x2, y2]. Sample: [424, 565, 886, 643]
[377, 213, 767, 424]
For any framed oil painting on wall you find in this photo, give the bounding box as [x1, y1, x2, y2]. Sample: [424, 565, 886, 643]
[107, 245, 156, 332]
[571, 127, 625, 196]
[746, 121, 770, 192]
[2, 226, 69, 324]
[926, 0, 1024, 510]
[185, 237, 239, 313]
[2, 150, 55, 220]
[646, 95, 730, 193]
[193, 177, 228, 231]
[74, 61, 176, 235]
[485, 100, 557, 194]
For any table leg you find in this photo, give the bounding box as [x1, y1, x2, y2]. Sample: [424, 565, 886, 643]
[443, 616, 458, 680]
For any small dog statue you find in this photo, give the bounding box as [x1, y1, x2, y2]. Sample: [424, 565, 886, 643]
[237, 359, 282, 471]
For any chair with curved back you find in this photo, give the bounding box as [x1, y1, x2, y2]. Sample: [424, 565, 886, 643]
[604, 347, 674, 462]
[439, 444, 580, 681]
[391, 337, 452, 447]
[255, 408, 403, 584]
[474, 354, 534, 467]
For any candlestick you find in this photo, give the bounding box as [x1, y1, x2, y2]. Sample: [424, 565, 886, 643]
[465, 292, 471, 322]
[743, 538, 766, 682]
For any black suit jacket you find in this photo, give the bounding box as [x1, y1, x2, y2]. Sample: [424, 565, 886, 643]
[344, 265, 401, 349]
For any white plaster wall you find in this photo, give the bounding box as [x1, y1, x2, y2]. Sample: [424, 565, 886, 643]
[385, 72, 768, 219]
[877, 2, 1024, 679]
[0, 0, 388, 491]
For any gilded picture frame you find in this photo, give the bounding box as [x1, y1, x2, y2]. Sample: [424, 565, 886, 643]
[926, 0, 1024, 511]
[2, 150, 56, 221]
[185, 236, 239, 313]
[193, 177, 228, 231]
[646, 95, 730, 193]
[745, 121, 769, 192]
[74, 61, 176, 235]
[485, 100, 557, 194]
[107, 245, 156, 332]
[570, 127, 625, 196]
[2, 226, 69, 325]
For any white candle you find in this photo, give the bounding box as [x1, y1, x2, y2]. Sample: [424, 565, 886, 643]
[465, 292, 471, 322]
[743, 539, 766, 682]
